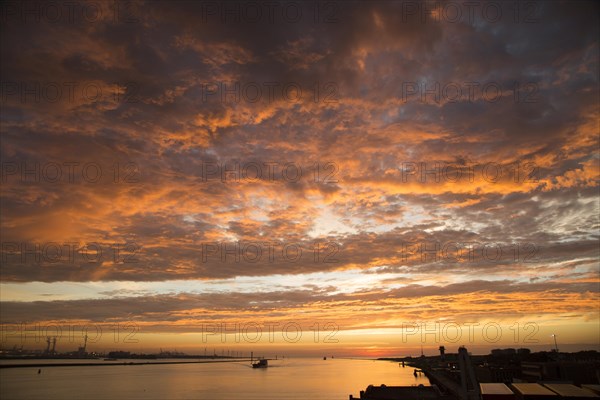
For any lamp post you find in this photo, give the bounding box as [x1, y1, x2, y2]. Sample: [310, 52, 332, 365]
[551, 334, 559, 352]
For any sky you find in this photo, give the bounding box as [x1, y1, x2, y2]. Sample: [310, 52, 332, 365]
[0, 1, 599, 357]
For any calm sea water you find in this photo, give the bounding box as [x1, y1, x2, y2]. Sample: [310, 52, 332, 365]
[0, 358, 429, 399]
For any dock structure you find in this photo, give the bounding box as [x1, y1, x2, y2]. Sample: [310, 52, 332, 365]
[349, 346, 600, 400]
[480, 383, 516, 400]
[423, 368, 464, 397]
[350, 348, 600, 400]
[349, 384, 452, 400]
[458, 346, 480, 400]
[350, 346, 476, 400]
[511, 383, 560, 400]
[582, 386, 600, 396]
[542, 384, 600, 400]
[419, 347, 480, 400]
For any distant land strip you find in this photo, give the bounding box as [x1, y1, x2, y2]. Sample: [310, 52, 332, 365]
[0, 359, 264, 369]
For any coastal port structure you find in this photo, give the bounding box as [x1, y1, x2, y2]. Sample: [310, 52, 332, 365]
[350, 348, 600, 400]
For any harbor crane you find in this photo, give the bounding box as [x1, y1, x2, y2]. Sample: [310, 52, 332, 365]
[78, 335, 88, 356]
[45, 336, 57, 354]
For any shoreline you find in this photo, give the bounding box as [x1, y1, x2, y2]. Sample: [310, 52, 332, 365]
[0, 358, 260, 369]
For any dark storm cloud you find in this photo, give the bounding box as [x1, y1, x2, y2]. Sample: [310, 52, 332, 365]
[0, 0, 598, 321]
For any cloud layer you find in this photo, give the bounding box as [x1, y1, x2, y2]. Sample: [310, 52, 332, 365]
[1, 1, 598, 353]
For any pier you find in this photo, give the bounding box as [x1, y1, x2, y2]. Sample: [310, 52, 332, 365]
[0, 358, 275, 369]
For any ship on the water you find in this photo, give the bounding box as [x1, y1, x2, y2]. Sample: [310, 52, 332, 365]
[252, 359, 268, 368]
